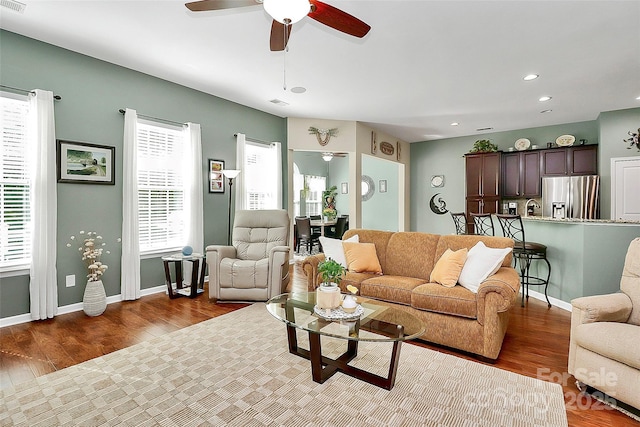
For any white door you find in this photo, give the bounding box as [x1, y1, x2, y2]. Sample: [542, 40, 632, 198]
[612, 156, 640, 221]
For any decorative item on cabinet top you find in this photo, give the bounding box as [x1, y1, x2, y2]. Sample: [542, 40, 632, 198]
[555, 134, 575, 147]
[514, 138, 531, 151]
[469, 139, 498, 153]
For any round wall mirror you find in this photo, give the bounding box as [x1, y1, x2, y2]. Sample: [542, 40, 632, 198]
[361, 175, 375, 201]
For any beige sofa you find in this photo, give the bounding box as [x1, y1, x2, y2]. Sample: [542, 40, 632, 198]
[568, 237, 640, 412]
[302, 229, 520, 360]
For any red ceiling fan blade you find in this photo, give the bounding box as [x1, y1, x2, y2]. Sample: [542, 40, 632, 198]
[308, 0, 370, 38]
[270, 20, 292, 51]
[185, 0, 258, 12]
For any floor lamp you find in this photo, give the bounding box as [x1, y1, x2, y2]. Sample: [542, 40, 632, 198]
[222, 169, 241, 245]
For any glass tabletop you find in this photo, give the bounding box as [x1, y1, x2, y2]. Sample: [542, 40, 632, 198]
[266, 292, 425, 343]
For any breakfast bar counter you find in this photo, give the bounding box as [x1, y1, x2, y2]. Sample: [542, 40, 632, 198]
[520, 217, 640, 306]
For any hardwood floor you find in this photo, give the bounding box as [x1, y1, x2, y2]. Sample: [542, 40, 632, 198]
[1, 262, 637, 426]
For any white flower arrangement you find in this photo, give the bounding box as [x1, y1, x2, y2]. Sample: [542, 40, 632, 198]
[67, 231, 120, 282]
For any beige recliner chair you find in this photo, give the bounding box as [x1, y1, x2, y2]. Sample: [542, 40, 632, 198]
[207, 209, 290, 302]
[568, 237, 640, 413]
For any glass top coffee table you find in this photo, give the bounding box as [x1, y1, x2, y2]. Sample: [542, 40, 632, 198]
[266, 291, 425, 390]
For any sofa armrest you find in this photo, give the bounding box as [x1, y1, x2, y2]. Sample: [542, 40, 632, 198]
[268, 245, 291, 296]
[571, 293, 632, 324]
[476, 267, 519, 326]
[301, 253, 326, 291]
[205, 245, 237, 300]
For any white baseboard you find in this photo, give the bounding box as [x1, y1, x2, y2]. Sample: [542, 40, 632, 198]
[0, 284, 169, 328]
[524, 289, 572, 311]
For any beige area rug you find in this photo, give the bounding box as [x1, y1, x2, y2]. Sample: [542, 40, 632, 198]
[1, 304, 568, 426]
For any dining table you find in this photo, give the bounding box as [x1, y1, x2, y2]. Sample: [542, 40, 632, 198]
[310, 218, 337, 236]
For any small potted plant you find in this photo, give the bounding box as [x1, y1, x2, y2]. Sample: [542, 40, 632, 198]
[469, 139, 498, 153]
[316, 258, 346, 309]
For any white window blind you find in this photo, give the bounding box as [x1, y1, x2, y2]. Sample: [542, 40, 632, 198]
[243, 142, 278, 210]
[305, 175, 326, 216]
[136, 121, 186, 253]
[0, 94, 31, 269]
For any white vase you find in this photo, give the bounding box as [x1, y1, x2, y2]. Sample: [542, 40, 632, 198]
[342, 294, 357, 313]
[83, 279, 107, 316]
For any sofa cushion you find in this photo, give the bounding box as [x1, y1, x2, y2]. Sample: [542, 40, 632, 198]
[343, 242, 383, 274]
[360, 275, 428, 306]
[458, 242, 512, 293]
[319, 234, 359, 268]
[220, 258, 269, 289]
[339, 271, 379, 293]
[430, 248, 468, 288]
[412, 283, 477, 319]
[384, 232, 440, 281]
[620, 237, 640, 326]
[575, 322, 640, 370]
[342, 229, 394, 272]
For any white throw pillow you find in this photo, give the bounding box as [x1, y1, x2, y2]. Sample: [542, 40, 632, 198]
[319, 234, 359, 268]
[458, 241, 512, 293]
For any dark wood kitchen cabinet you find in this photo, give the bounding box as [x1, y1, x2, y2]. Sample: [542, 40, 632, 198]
[465, 152, 501, 232]
[501, 151, 541, 197]
[541, 145, 598, 177]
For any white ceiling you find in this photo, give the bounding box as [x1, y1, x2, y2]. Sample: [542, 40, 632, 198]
[1, 0, 639, 142]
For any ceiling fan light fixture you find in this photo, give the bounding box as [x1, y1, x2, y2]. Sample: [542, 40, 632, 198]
[263, 0, 310, 24]
[322, 153, 333, 162]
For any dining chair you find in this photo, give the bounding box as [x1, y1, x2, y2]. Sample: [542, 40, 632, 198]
[295, 216, 321, 254]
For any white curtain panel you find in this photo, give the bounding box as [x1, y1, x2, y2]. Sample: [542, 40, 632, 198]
[121, 108, 141, 300]
[184, 123, 204, 254]
[28, 89, 58, 320]
[272, 141, 283, 208]
[235, 133, 246, 210]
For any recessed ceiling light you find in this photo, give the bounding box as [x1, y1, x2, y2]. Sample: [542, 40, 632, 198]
[539, 96, 552, 102]
[540, 109, 553, 113]
[290, 87, 306, 94]
[450, 122, 459, 126]
[523, 74, 539, 81]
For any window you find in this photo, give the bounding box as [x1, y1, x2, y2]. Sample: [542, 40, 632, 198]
[305, 175, 326, 216]
[242, 142, 279, 210]
[0, 93, 31, 270]
[136, 120, 186, 254]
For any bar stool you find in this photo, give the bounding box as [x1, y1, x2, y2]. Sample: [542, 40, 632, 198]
[450, 212, 468, 235]
[470, 213, 495, 236]
[496, 214, 551, 307]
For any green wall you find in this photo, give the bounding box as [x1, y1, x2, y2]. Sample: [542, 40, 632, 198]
[597, 107, 640, 219]
[362, 155, 399, 231]
[0, 30, 286, 319]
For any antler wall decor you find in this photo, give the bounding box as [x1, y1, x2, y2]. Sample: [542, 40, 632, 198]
[308, 126, 338, 146]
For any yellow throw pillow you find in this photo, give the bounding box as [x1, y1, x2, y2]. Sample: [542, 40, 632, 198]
[430, 248, 468, 287]
[343, 242, 383, 274]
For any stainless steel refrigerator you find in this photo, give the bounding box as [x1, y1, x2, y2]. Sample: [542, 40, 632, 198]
[542, 176, 600, 219]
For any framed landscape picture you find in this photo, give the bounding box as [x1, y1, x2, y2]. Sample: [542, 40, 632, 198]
[208, 159, 225, 193]
[57, 140, 115, 184]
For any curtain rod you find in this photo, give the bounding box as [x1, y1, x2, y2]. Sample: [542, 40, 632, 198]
[118, 109, 185, 127]
[0, 84, 62, 100]
[233, 133, 272, 146]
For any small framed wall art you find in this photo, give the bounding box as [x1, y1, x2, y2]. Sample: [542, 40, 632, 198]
[379, 180, 387, 193]
[208, 159, 225, 193]
[341, 182, 348, 194]
[57, 140, 115, 185]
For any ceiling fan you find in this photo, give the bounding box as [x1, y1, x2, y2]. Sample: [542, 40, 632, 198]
[322, 152, 348, 161]
[185, 0, 371, 51]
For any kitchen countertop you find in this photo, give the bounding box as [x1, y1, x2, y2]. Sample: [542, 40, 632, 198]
[521, 216, 640, 225]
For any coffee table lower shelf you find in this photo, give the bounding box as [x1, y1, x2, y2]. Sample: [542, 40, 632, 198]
[285, 324, 403, 390]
